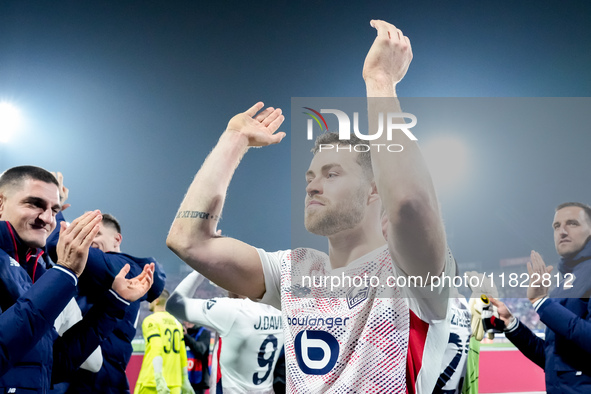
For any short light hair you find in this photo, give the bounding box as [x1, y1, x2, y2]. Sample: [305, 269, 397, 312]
[156, 289, 170, 306]
[312, 132, 373, 180]
[0, 166, 58, 194]
[556, 202, 591, 225]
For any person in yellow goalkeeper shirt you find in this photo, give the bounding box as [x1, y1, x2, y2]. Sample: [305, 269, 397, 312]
[135, 290, 194, 394]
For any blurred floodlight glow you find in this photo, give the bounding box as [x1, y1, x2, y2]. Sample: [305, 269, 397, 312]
[0, 102, 21, 143]
[421, 136, 469, 194]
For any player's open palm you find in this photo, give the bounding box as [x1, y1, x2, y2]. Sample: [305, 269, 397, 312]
[527, 250, 553, 302]
[363, 20, 413, 87]
[112, 263, 155, 302]
[57, 210, 102, 277]
[226, 102, 285, 147]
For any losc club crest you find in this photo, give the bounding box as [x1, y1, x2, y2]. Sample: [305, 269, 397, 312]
[346, 285, 369, 310]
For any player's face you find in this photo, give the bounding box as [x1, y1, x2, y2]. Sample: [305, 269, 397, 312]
[553, 207, 591, 258]
[0, 179, 60, 249]
[91, 222, 120, 253]
[304, 149, 371, 236]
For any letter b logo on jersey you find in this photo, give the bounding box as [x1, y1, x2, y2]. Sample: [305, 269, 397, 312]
[294, 330, 339, 375]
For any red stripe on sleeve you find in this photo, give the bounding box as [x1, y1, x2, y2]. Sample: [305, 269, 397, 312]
[406, 309, 429, 394]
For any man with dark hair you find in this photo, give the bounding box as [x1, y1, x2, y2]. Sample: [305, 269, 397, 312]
[0, 165, 61, 250]
[101, 213, 122, 233]
[0, 165, 155, 392]
[0, 165, 59, 188]
[167, 20, 452, 392]
[491, 202, 591, 393]
[44, 183, 166, 394]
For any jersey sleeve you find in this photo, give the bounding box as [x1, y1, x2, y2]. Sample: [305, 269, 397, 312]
[188, 298, 239, 336]
[143, 314, 163, 347]
[167, 271, 243, 336]
[256, 248, 288, 310]
[394, 246, 454, 322]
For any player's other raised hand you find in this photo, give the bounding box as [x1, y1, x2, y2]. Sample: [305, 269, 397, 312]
[527, 250, 553, 303]
[56, 210, 102, 277]
[225, 102, 285, 147]
[363, 20, 413, 89]
[50, 171, 71, 211]
[112, 263, 155, 302]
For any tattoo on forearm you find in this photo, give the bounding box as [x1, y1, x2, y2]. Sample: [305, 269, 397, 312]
[176, 210, 220, 220]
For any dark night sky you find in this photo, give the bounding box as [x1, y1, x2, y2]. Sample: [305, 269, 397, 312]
[1, 1, 590, 291]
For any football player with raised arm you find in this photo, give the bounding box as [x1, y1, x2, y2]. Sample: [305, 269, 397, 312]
[168, 20, 452, 393]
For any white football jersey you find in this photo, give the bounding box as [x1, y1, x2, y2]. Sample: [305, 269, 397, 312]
[185, 296, 284, 394]
[433, 289, 471, 393]
[258, 245, 453, 393]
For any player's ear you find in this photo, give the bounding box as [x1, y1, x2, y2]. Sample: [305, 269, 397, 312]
[0, 192, 6, 218]
[114, 233, 123, 248]
[367, 181, 379, 204]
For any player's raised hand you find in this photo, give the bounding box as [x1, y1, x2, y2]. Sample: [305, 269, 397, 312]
[51, 171, 71, 211]
[527, 250, 553, 303]
[225, 102, 286, 147]
[363, 20, 413, 88]
[56, 210, 102, 277]
[112, 262, 155, 302]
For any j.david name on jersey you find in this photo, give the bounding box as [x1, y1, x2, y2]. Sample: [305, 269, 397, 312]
[254, 315, 282, 330]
